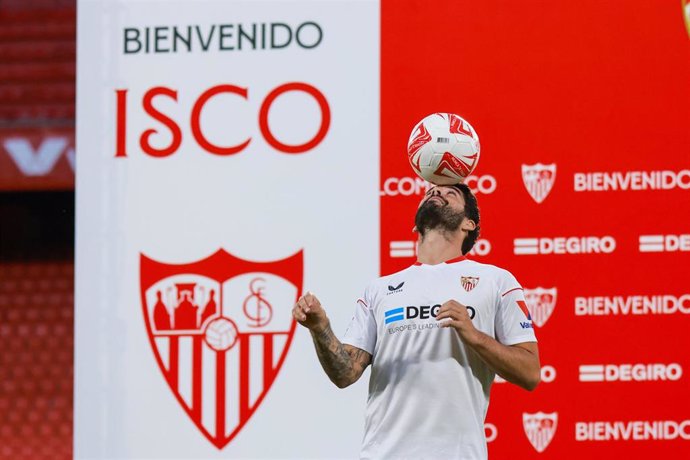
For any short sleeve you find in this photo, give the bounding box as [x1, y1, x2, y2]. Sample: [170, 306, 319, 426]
[342, 289, 377, 355]
[494, 271, 538, 346]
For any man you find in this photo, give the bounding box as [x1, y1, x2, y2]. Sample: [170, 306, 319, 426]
[292, 183, 540, 459]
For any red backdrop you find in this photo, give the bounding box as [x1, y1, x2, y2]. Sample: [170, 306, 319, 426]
[381, 1, 690, 457]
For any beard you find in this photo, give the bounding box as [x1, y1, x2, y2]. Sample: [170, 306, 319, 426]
[414, 198, 465, 237]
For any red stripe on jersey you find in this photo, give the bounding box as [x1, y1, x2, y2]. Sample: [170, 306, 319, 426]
[357, 298, 368, 308]
[445, 254, 466, 264]
[502, 287, 524, 297]
[516, 300, 531, 319]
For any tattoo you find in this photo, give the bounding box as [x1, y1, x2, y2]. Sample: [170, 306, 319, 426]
[311, 325, 371, 388]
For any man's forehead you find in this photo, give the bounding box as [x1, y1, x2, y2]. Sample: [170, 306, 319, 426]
[426, 184, 463, 193]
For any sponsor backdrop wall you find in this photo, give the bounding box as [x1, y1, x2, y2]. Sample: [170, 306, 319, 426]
[75, 0, 690, 458]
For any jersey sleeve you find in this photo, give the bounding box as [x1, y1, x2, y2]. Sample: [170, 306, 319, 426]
[494, 271, 538, 346]
[341, 287, 377, 355]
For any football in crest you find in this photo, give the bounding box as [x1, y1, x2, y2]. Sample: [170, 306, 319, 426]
[407, 112, 480, 185]
[204, 317, 239, 351]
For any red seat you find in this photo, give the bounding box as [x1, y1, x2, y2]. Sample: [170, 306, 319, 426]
[0, 261, 73, 460]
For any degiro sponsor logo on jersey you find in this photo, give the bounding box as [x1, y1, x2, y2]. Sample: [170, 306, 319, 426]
[385, 304, 476, 324]
[384, 304, 477, 333]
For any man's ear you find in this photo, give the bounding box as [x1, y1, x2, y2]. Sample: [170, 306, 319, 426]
[461, 219, 476, 232]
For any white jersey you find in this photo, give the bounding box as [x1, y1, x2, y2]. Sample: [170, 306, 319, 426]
[342, 256, 537, 460]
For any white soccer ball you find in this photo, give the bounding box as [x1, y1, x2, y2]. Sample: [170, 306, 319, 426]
[204, 317, 239, 351]
[407, 113, 480, 185]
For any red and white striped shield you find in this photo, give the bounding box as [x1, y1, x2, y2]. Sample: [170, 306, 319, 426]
[140, 249, 302, 449]
[460, 276, 479, 292]
[523, 287, 557, 327]
[521, 163, 556, 204]
[523, 411, 558, 453]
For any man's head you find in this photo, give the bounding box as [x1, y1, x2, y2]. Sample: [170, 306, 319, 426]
[414, 183, 481, 255]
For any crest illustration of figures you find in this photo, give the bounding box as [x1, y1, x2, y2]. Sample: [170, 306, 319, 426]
[523, 287, 557, 327]
[521, 163, 556, 204]
[140, 249, 303, 449]
[523, 411, 558, 453]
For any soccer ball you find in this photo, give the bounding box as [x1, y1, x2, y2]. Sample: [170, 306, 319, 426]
[204, 317, 239, 351]
[407, 113, 480, 185]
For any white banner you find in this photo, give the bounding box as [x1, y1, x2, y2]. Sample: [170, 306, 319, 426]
[75, 1, 380, 458]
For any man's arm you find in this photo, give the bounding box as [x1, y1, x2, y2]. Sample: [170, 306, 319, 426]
[310, 324, 372, 388]
[465, 336, 540, 391]
[436, 300, 540, 391]
[293, 292, 372, 388]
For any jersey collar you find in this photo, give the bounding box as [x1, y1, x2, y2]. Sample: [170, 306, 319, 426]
[413, 254, 466, 266]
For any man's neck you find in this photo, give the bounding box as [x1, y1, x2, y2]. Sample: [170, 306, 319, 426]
[416, 230, 464, 265]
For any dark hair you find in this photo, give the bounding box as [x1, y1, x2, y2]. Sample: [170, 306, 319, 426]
[452, 182, 481, 255]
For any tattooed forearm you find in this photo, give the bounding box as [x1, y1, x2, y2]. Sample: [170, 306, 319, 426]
[311, 325, 371, 388]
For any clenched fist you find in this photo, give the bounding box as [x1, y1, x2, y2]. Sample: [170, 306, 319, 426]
[436, 299, 480, 345]
[292, 291, 329, 333]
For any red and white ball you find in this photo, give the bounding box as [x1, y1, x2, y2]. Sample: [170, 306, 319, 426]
[407, 113, 480, 185]
[204, 317, 239, 351]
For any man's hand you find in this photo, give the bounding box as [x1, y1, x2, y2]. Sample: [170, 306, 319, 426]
[437, 299, 541, 391]
[292, 291, 371, 388]
[436, 299, 480, 345]
[292, 292, 329, 333]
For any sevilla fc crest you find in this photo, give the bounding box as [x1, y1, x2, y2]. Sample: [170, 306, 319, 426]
[521, 163, 556, 204]
[523, 287, 557, 327]
[460, 276, 479, 292]
[140, 249, 302, 449]
[523, 411, 558, 453]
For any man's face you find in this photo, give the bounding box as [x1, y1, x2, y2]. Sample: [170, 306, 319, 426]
[414, 185, 467, 235]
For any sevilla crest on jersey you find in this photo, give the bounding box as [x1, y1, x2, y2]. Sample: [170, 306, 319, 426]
[460, 276, 480, 292]
[140, 249, 302, 448]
